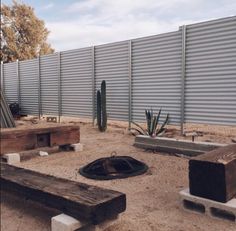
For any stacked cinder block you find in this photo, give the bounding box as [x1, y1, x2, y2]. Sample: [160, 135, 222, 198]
[180, 144, 236, 222]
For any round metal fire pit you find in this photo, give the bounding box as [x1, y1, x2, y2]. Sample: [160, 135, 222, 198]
[79, 156, 148, 180]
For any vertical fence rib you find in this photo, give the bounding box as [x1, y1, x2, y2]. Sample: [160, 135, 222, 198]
[16, 59, 21, 109]
[38, 56, 41, 119]
[57, 52, 62, 123]
[180, 25, 186, 135]
[92, 46, 95, 125]
[1, 61, 4, 93]
[128, 40, 132, 129]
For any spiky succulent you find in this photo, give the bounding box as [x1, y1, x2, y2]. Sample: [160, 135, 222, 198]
[131, 108, 169, 137]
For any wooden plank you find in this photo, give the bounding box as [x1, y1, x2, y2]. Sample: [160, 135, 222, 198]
[0, 163, 126, 224]
[0, 125, 80, 154]
[189, 144, 236, 203]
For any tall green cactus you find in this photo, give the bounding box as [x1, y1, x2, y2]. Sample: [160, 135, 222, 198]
[97, 90, 102, 131]
[97, 80, 107, 132]
[101, 80, 107, 131]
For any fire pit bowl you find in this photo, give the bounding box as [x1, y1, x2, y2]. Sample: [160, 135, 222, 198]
[79, 156, 148, 180]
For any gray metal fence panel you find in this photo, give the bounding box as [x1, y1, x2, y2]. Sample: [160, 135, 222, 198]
[185, 17, 236, 125]
[61, 48, 93, 117]
[40, 53, 59, 115]
[95, 41, 129, 121]
[2, 16, 236, 127]
[0, 63, 3, 90]
[3, 62, 18, 104]
[132, 32, 182, 124]
[19, 59, 38, 115]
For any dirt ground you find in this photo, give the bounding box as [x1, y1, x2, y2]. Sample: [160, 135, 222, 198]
[1, 118, 236, 231]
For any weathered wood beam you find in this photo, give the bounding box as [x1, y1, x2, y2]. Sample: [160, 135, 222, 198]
[0, 125, 80, 154]
[189, 144, 236, 202]
[0, 163, 126, 224]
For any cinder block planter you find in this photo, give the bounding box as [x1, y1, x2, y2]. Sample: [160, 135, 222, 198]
[134, 135, 226, 156]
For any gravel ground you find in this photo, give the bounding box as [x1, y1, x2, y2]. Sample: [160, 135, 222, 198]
[1, 120, 236, 231]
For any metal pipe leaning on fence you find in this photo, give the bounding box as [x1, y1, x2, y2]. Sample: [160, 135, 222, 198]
[0, 90, 16, 128]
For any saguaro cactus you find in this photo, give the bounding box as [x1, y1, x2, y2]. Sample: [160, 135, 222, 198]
[97, 80, 107, 132]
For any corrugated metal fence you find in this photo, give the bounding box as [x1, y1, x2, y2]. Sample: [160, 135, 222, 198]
[1, 16, 236, 131]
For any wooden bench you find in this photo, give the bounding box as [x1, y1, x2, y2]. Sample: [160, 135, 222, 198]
[0, 163, 126, 224]
[0, 125, 80, 155]
[189, 144, 236, 202]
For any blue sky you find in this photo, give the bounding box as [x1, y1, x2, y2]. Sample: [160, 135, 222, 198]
[2, 0, 236, 51]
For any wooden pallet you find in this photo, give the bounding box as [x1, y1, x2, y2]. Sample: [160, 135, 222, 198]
[0, 163, 126, 224]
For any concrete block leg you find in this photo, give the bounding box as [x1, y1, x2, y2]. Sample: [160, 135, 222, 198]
[51, 214, 119, 231]
[51, 214, 87, 231]
[71, 143, 83, 152]
[3, 153, 20, 164]
[180, 188, 236, 223]
[39, 151, 49, 156]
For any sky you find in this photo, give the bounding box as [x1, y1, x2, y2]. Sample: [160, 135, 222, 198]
[2, 0, 236, 52]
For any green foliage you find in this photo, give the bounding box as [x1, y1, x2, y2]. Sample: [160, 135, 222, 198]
[131, 108, 169, 137]
[97, 80, 107, 132]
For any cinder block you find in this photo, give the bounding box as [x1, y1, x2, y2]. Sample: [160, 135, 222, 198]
[71, 143, 83, 152]
[3, 153, 20, 164]
[50, 213, 120, 231]
[39, 151, 49, 156]
[180, 188, 236, 223]
[51, 214, 86, 231]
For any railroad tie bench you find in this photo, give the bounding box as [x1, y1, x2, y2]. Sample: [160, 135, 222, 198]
[180, 144, 236, 223]
[0, 163, 126, 230]
[0, 125, 80, 155]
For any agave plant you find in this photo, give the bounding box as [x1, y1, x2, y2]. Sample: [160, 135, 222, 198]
[131, 108, 169, 137]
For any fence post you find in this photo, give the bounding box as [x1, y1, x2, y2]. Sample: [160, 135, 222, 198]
[128, 40, 132, 130]
[91, 46, 95, 126]
[180, 25, 186, 135]
[16, 59, 21, 109]
[57, 52, 62, 123]
[37, 56, 42, 119]
[1, 61, 4, 93]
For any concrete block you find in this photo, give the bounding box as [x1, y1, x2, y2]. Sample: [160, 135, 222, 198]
[71, 143, 83, 152]
[180, 188, 236, 223]
[3, 153, 20, 164]
[51, 213, 120, 231]
[134, 135, 226, 156]
[39, 151, 49, 156]
[51, 214, 86, 231]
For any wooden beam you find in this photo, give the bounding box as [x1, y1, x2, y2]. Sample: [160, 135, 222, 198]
[189, 144, 236, 202]
[0, 125, 80, 154]
[0, 163, 126, 224]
